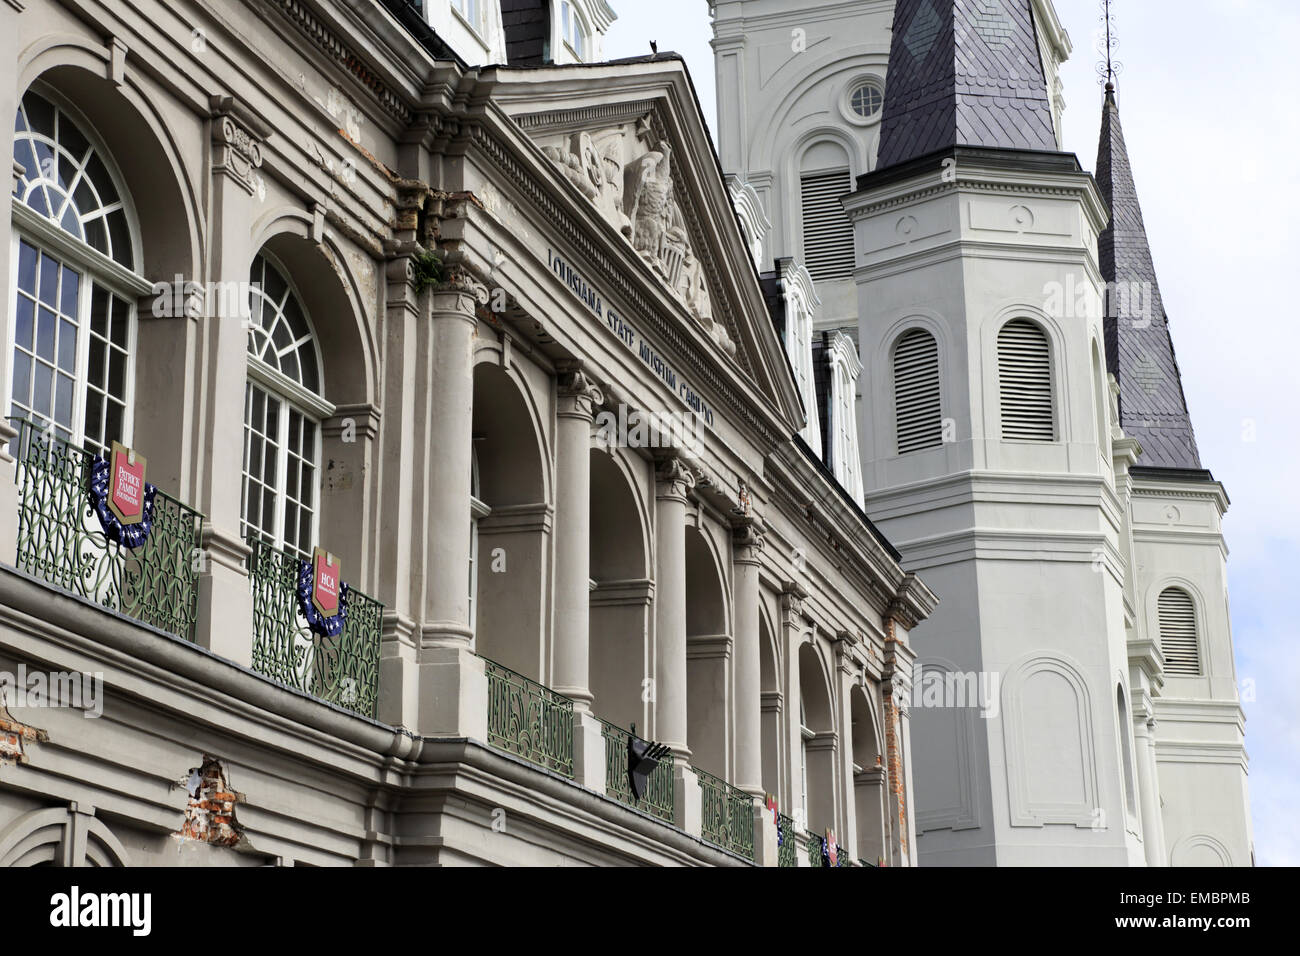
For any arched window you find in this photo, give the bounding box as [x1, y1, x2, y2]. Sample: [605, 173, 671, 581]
[560, 1, 588, 58]
[799, 697, 812, 828]
[1092, 341, 1110, 459]
[1116, 685, 1137, 817]
[997, 319, 1054, 441]
[241, 253, 327, 559]
[9, 88, 139, 457]
[469, 445, 490, 631]
[893, 328, 941, 454]
[1157, 587, 1201, 676]
[798, 141, 855, 281]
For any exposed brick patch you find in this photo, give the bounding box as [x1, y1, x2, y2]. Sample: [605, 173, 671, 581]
[882, 619, 909, 864]
[175, 756, 245, 848]
[0, 709, 48, 766]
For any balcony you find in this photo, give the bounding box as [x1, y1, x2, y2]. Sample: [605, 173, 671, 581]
[245, 536, 383, 718]
[696, 766, 755, 861]
[777, 812, 797, 867]
[483, 657, 575, 778]
[11, 419, 203, 640]
[600, 719, 674, 824]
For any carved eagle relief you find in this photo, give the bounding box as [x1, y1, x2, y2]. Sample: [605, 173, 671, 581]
[539, 114, 736, 358]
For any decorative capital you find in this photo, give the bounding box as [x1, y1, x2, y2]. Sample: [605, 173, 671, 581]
[732, 521, 765, 564]
[430, 264, 490, 318]
[779, 580, 808, 624]
[655, 457, 696, 502]
[557, 365, 605, 419]
[209, 95, 269, 197]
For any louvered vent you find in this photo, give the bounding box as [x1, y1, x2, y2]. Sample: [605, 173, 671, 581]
[894, 329, 942, 454]
[800, 170, 856, 280]
[1158, 588, 1201, 676]
[997, 320, 1054, 441]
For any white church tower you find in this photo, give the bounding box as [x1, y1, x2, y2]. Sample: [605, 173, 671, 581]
[712, 0, 1251, 866]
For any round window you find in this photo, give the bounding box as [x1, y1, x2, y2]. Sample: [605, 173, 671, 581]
[849, 80, 884, 120]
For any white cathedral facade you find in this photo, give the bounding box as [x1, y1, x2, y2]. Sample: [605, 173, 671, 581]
[0, 0, 1249, 867]
[710, 0, 1252, 866]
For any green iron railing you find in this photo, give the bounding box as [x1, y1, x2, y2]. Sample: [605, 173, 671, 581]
[483, 657, 574, 778]
[246, 536, 382, 718]
[12, 419, 203, 640]
[600, 720, 674, 824]
[696, 767, 755, 861]
[777, 812, 797, 867]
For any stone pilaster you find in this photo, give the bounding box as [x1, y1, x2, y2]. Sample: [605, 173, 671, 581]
[193, 98, 269, 667]
[1133, 693, 1167, 867]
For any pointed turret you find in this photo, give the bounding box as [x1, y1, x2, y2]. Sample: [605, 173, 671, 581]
[876, 0, 1058, 169]
[1096, 84, 1203, 470]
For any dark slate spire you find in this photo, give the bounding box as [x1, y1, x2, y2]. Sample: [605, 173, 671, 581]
[1096, 84, 1203, 470]
[876, 0, 1058, 169]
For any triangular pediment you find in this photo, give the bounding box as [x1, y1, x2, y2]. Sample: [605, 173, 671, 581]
[486, 60, 805, 437]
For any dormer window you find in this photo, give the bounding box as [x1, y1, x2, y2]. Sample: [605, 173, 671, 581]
[452, 0, 482, 35]
[561, 1, 588, 59]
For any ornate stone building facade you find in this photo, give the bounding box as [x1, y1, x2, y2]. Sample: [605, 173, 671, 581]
[0, 0, 932, 866]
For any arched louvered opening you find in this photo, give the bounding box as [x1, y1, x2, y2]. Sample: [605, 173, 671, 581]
[997, 319, 1055, 441]
[798, 143, 855, 281]
[1157, 588, 1201, 676]
[893, 328, 942, 454]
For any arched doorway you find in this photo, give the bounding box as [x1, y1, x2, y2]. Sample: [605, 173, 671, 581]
[685, 522, 729, 777]
[850, 684, 886, 864]
[471, 361, 548, 680]
[798, 641, 835, 833]
[588, 449, 651, 730]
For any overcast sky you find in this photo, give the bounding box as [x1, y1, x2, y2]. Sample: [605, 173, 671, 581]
[606, 0, 1300, 866]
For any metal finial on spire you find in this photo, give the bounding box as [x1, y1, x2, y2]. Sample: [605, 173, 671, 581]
[1095, 0, 1124, 91]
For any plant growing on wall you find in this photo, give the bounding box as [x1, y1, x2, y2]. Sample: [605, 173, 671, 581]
[412, 250, 444, 294]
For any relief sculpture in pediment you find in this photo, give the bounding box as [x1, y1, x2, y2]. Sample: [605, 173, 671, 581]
[540, 115, 735, 357]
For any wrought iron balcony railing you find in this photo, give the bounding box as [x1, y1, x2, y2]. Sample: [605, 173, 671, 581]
[245, 536, 382, 718]
[777, 812, 797, 867]
[483, 657, 574, 778]
[696, 767, 755, 861]
[600, 720, 674, 824]
[11, 419, 203, 640]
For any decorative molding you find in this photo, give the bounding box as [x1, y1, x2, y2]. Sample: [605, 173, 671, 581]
[467, 123, 781, 448]
[209, 95, 269, 197]
[654, 457, 696, 502]
[1002, 654, 1101, 828]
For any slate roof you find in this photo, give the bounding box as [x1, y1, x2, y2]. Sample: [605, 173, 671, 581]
[876, 0, 1058, 169]
[1096, 85, 1203, 470]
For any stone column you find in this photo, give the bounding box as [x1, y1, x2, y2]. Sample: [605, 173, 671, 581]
[554, 366, 606, 791]
[1134, 704, 1167, 867]
[421, 269, 485, 649]
[415, 267, 488, 739]
[552, 366, 602, 709]
[193, 101, 269, 667]
[732, 521, 764, 796]
[653, 458, 694, 757]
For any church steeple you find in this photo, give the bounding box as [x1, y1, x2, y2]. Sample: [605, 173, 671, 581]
[1096, 84, 1203, 470]
[875, 0, 1058, 170]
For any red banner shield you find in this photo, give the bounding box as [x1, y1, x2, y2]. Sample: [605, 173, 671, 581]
[311, 548, 341, 618]
[108, 442, 147, 525]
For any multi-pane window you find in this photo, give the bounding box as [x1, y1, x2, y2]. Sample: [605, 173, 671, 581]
[241, 254, 325, 559]
[452, 0, 481, 33]
[9, 89, 136, 457]
[561, 1, 587, 57]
